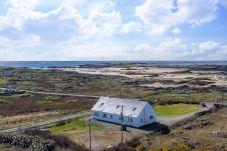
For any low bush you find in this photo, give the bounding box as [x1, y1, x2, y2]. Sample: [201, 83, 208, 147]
[25, 129, 89, 151]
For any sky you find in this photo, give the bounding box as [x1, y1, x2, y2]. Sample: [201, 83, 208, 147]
[0, 0, 227, 61]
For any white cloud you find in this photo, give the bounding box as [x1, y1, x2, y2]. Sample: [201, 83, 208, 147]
[0, 0, 226, 61]
[0, 1, 122, 40]
[0, 1, 123, 61]
[198, 41, 221, 53]
[134, 39, 227, 60]
[134, 43, 152, 52]
[88, 10, 122, 37]
[135, 0, 222, 35]
[172, 27, 181, 34]
[39, 0, 87, 8]
[121, 22, 143, 34]
[6, 0, 39, 10]
[134, 39, 188, 60]
[59, 41, 130, 61]
[194, 41, 227, 60]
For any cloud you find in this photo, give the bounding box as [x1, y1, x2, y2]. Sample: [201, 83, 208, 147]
[194, 41, 227, 60]
[5, 0, 39, 10]
[121, 22, 143, 34]
[0, 1, 122, 41]
[135, 0, 222, 35]
[134, 39, 188, 60]
[0, 0, 226, 61]
[0, 0, 123, 60]
[59, 40, 130, 61]
[88, 10, 122, 37]
[172, 27, 181, 34]
[134, 39, 227, 60]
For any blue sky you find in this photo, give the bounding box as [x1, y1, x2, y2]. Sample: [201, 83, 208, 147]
[0, 0, 227, 61]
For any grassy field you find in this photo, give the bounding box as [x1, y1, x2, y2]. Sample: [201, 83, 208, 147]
[144, 92, 226, 102]
[154, 104, 201, 116]
[49, 119, 104, 136]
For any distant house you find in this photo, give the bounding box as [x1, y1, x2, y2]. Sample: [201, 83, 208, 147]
[91, 97, 156, 128]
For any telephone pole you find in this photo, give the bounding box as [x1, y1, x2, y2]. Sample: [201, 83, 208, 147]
[89, 118, 92, 151]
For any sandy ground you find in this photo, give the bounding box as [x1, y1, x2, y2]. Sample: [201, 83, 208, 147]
[141, 83, 185, 88]
[60, 67, 227, 89]
[70, 121, 144, 151]
[60, 67, 187, 79]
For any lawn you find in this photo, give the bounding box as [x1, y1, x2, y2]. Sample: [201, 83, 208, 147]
[154, 104, 201, 116]
[49, 119, 105, 136]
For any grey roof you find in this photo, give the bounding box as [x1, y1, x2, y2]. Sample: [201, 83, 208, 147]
[91, 97, 149, 118]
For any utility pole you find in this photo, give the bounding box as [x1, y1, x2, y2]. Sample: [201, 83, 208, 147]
[120, 105, 125, 143]
[222, 87, 224, 106]
[89, 118, 92, 151]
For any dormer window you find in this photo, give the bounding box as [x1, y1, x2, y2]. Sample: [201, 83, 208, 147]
[116, 105, 120, 108]
[100, 103, 104, 106]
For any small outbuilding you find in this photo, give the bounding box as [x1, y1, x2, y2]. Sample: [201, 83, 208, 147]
[91, 97, 156, 128]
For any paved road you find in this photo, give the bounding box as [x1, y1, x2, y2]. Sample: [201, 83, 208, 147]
[0, 111, 91, 133]
[0, 87, 100, 99]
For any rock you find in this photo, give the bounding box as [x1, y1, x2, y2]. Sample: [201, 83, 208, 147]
[200, 120, 213, 128]
[213, 131, 227, 138]
[182, 137, 199, 147]
[183, 124, 194, 130]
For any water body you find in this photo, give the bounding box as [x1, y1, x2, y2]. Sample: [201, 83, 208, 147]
[0, 61, 226, 68]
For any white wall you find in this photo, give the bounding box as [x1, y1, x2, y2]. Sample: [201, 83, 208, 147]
[92, 111, 136, 126]
[92, 103, 156, 128]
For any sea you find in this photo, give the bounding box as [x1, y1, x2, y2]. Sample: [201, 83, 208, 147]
[0, 61, 226, 69]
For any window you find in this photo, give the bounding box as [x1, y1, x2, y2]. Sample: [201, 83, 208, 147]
[119, 116, 123, 121]
[130, 119, 133, 122]
[100, 103, 104, 107]
[150, 115, 153, 120]
[94, 112, 99, 117]
[132, 107, 137, 111]
[140, 118, 143, 123]
[110, 115, 113, 119]
[116, 105, 120, 108]
[103, 113, 107, 118]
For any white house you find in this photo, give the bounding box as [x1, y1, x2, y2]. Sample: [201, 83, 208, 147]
[91, 97, 156, 128]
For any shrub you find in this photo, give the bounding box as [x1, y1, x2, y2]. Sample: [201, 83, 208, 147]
[56, 121, 66, 126]
[25, 129, 89, 151]
[0, 132, 55, 151]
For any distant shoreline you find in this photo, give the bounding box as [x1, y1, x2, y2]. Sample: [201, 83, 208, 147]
[0, 61, 227, 69]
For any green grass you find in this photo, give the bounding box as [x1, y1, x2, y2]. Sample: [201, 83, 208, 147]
[154, 104, 201, 116]
[49, 119, 105, 136]
[0, 79, 7, 85]
[144, 92, 224, 102]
